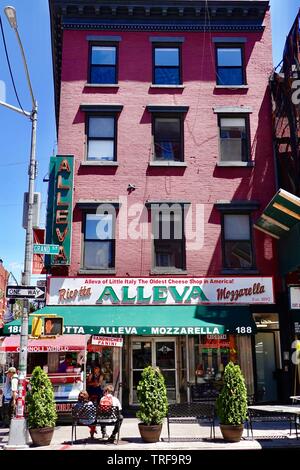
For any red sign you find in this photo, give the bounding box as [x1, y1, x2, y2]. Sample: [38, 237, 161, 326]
[200, 335, 231, 349]
[0, 263, 9, 328]
[91, 336, 123, 348]
[32, 228, 47, 275]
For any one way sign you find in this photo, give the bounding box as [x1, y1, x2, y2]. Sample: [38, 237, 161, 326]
[6, 286, 46, 300]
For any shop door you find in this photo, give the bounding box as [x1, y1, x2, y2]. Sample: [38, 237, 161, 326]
[130, 338, 178, 404]
[255, 332, 278, 402]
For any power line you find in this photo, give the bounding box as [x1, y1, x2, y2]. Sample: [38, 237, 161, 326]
[0, 14, 26, 115]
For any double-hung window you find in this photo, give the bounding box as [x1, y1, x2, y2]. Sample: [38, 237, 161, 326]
[83, 212, 115, 270]
[87, 115, 116, 161]
[216, 45, 245, 86]
[89, 44, 117, 84]
[219, 115, 249, 162]
[153, 46, 181, 85]
[152, 206, 186, 270]
[223, 214, 254, 269]
[153, 115, 183, 161]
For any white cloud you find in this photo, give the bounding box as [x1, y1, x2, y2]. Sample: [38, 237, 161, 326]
[9, 262, 23, 271]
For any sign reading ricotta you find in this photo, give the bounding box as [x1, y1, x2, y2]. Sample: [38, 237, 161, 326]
[48, 277, 274, 306]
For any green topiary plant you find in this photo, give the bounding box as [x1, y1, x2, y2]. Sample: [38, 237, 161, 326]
[26, 366, 57, 429]
[136, 366, 168, 425]
[216, 362, 248, 425]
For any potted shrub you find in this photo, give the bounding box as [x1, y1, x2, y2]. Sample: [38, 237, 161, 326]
[136, 366, 168, 443]
[26, 366, 57, 446]
[216, 362, 248, 442]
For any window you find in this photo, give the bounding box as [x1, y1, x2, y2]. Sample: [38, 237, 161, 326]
[153, 116, 183, 161]
[83, 213, 115, 269]
[87, 116, 116, 161]
[153, 46, 181, 85]
[89, 45, 117, 84]
[219, 116, 249, 162]
[216, 45, 244, 86]
[153, 208, 185, 270]
[223, 214, 253, 269]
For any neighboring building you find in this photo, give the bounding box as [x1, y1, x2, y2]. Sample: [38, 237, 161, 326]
[0, 260, 9, 329]
[255, 10, 300, 397]
[41, 0, 279, 406]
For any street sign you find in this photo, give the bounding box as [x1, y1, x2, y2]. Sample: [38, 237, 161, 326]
[6, 286, 46, 300]
[33, 244, 60, 255]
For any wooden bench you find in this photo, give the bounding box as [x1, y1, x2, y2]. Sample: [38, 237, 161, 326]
[167, 402, 216, 442]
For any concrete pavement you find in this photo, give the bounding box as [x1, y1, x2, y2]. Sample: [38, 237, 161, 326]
[1, 417, 300, 451]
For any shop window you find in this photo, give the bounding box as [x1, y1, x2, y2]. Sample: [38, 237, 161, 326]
[219, 115, 250, 162]
[152, 208, 186, 270]
[83, 212, 115, 270]
[192, 334, 237, 398]
[153, 115, 183, 161]
[153, 45, 181, 85]
[222, 213, 254, 269]
[216, 45, 245, 85]
[89, 44, 117, 84]
[87, 115, 116, 161]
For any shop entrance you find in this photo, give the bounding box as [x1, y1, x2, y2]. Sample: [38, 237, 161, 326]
[130, 337, 178, 404]
[253, 313, 281, 403]
[255, 332, 278, 402]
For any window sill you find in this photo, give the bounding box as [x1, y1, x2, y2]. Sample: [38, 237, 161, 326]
[78, 269, 116, 275]
[149, 161, 187, 167]
[216, 161, 254, 167]
[150, 269, 188, 275]
[150, 84, 185, 89]
[214, 85, 249, 90]
[80, 161, 119, 166]
[84, 83, 119, 88]
[221, 269, 259, 275]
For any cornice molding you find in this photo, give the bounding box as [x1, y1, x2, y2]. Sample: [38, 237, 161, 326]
[63, 21, 265, 32]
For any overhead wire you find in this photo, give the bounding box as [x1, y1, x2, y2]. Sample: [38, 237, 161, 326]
[0, 14, 26, 115]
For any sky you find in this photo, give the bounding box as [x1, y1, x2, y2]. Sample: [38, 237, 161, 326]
[0, 0, 299, 285]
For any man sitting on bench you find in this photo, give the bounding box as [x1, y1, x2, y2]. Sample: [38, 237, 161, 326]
[99, 385, 123, 443]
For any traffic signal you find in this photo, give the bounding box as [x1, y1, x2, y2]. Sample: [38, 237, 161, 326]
[43, 316, 64, 336]
[31, 316, 43, 337]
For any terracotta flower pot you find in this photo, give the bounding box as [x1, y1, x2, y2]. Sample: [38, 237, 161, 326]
[220, 424, 244, 442]
[138, 423, 162, 443]
[29, 427, 55, 447]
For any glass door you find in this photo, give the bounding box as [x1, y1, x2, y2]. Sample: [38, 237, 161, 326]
[255, 332, 278, 402]
[154, 339, 177, 402]
[130, 337, 178, 404]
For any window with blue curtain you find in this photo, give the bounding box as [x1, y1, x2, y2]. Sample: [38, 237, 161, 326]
[90, 45, 117, 84]
[216, 46, 245, 86]
[154, 46, 181, 85]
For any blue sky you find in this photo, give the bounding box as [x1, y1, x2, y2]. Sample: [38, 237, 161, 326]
[0, 0, 299, 284]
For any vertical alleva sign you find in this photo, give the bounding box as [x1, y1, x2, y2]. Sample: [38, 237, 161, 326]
[46, 155, 74, 266]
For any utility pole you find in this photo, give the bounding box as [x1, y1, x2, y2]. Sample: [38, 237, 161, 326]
[1, 6, 38, 449]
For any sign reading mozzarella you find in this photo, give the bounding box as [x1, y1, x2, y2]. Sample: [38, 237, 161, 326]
[48, 277, 274, 306]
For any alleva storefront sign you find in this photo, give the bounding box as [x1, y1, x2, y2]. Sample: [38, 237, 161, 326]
[48, 277, 274, 306]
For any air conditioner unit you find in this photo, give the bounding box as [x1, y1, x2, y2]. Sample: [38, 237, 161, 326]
[22, 192, 41, 229]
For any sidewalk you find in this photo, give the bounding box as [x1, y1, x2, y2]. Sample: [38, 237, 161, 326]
[1, 418, 300, 450]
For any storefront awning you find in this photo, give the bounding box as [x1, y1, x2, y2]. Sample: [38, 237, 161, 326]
[3, 305, 256, 336]
[0, 334, 86, 352]
[254, 188, 300, 239]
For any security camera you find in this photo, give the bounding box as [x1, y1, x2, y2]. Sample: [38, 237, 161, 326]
[127, 184, 136, 190]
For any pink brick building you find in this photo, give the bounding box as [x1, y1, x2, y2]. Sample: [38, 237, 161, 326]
[45, 0, 282, 406]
